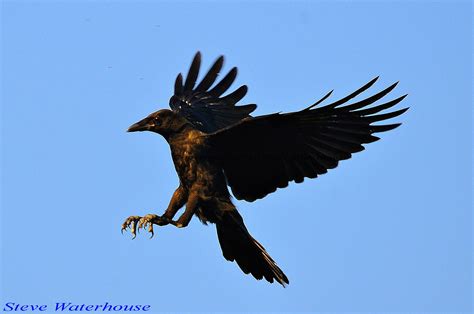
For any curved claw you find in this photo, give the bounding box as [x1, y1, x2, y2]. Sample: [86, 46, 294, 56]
[121, 215, 142, 239]
[148, 224, 154, 239]
[138, 219, 145, 231]
[120, 223, 128, 234]
[122, 214, 166, 239]
[130, 220, 139, 239]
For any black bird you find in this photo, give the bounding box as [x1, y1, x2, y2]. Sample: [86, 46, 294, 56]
[122, 52, 408, 286]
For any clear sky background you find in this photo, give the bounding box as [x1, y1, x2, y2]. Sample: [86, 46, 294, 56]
[1, 1, 472, 313]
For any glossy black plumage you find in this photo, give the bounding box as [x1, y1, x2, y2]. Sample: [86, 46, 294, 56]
[207, 79, 408, 201]
[169, 52, 256, 133]
[123, 52, 408, 287]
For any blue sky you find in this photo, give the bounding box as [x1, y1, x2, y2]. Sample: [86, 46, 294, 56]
[1, 1, 472, 313]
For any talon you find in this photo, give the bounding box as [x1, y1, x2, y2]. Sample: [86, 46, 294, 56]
[121, 215, 142, 239]
[122, 214, 166, 239]
[130, 220, 138, 239]
[148, 224, 154, 238]
[121, 223, 129, 234]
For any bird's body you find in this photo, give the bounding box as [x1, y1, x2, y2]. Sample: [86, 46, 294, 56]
[122, 52, 408, 287]
[167, 120, 230, 224]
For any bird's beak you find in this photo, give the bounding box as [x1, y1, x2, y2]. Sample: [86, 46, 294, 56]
[127, 118, 150, 132]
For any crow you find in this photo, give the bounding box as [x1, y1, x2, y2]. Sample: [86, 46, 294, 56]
[122, 52, 408, 286]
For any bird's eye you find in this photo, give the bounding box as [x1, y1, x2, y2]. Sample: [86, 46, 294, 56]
[153, 117, 161, 125]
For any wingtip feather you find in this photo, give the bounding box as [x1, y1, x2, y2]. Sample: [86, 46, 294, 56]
[174, 73, 183, 94]
[305, 89, 334, 110]
[184, 52, 201, 91]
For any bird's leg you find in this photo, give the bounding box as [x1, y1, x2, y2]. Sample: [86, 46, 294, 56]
[134, 187, 188, 237]
[162, 185, 188, 221]
[121, 186, 188, 238]
[172, 193, 199, 228]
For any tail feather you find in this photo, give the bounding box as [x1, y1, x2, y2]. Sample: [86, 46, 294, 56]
[216, 209, 289, 286]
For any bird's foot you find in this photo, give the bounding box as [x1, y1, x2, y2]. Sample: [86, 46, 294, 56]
[137, 214, 170, 238]
[121, 214, 171, 239]
[121, 215, 141, 239]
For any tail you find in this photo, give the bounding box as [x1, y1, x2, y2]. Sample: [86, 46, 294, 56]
[216, 207, 289, 286]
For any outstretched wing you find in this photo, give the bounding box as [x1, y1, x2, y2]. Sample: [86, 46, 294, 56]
[207, 77, 408, 202]
[170, 52, 257, 133]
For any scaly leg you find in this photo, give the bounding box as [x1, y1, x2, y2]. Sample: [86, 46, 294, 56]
[163, 185, 188, 220]
[174, 192, 199, 228]
[121, 186, 188, 238]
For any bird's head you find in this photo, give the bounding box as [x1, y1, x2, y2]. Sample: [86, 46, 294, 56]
[127, 109, 189, 138]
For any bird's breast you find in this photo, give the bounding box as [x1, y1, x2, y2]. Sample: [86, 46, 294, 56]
[169, 131, 207, 186]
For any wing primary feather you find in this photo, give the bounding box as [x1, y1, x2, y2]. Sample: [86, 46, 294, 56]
[353, 94, 408, 116]
[317, 130, 369, 144]
[365, 107, 409, 123]
[220, 85, 248, 105]
[174, 73, 183, 95]
[370, 123, 402, 133]
[209, 67, 238, 96]
[184, 52, 201, 91]
[195, 55, 224, 92]
[321, 124, 377, 135]
[335, 82, 399, 112]
[304, 90, 334, 110]
[317, 76, 379, 110]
